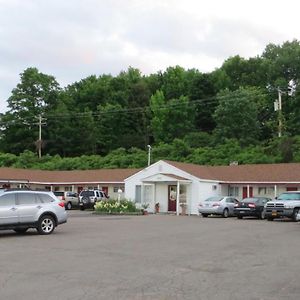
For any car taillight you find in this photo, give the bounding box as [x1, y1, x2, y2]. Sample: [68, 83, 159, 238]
[248, 203, 256, 208]
[213, 203, 220, 207]
[58, 202, 65, 208]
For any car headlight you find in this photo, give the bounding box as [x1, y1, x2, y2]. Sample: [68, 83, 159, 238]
[284, 204, 294, 209]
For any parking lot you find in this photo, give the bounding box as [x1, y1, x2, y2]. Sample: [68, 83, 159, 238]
[1, 212, 300, 300]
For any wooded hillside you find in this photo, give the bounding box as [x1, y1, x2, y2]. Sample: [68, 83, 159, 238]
[1, 40, 300, 169]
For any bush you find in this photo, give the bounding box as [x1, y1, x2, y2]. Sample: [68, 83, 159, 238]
[94, 199, 139, 214]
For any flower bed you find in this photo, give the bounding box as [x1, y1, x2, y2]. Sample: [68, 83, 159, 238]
[94, 199, 140, 214]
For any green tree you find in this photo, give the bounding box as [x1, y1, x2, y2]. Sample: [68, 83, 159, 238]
[150, 90, 195, 143]
[213, 88, 263, 145]
[0, 68, 60, 154]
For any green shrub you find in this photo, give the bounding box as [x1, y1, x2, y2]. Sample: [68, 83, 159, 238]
[94, 199, 139, 214]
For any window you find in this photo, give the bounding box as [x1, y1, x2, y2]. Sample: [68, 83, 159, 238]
[113, 186, 124, 193]
[54, 187, 60, 192]
[64, 186, 72, 191]
[258, 187, 267, 195]
[37, 193, 55, 203]
[44, 186, 51, 191]
[229, 186, 239, 197]
[17, 193, 37, 205]
[0, 194, 16, 206]
[135, 185, 141, 203]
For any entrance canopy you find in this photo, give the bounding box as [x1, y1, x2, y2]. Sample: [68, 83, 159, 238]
[141, 173, 192, 184]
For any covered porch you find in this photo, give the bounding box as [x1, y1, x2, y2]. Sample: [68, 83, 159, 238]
[140, 173, 192, 216]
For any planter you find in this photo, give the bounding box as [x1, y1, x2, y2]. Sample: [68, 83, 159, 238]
[180, 205, 187, 215]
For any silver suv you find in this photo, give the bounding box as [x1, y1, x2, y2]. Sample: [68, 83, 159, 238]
[265, 191, 300, 221]
[79, 190, 109, 210]
[0, 190, 67, 234]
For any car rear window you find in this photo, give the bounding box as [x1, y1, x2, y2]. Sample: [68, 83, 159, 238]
[242, 198, 260, 203]
[277, 193, 300, 201]
[205, 196, 223, 202]
[80, 191, 94, 197]
[54, 191, 64, 197]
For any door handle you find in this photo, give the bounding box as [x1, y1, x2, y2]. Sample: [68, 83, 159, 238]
[10, 207, 17, 211]
[36, 205, 42, 209]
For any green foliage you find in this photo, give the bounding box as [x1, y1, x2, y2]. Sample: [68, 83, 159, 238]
[3, 40, 300, 167]
[94, 199, 139, 213]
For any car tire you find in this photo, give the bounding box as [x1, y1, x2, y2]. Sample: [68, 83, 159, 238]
[14, 228, 28, 234]
[292, 209, 299, 222]
[237, 215, 243, 219]
[37, 215, 55, 235]
[201, 213, 208, 217]
[66, 202, 72, 210]
[223, 208, 229, 218]
[259, 210, 265, 220]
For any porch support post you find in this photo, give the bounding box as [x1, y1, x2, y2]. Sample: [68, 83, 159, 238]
[141, 183, 144, 206]
[247, 185, 250, 197]
[176, 180, 180, 216]
[274, 184, 277, 198]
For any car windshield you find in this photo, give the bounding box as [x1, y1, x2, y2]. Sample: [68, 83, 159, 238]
[277, 193, 300, 201]
[80, 191, 94, 197]
[205, 196, 223, 202]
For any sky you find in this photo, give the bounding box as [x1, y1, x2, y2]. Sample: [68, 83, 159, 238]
[0, 0, 299, 113]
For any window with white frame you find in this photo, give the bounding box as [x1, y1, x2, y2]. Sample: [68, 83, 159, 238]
[64, 186, 72, 191]
[113, 186, 124, 193]
[229, 186, 239, 197]
[135, 185, 141, 203]
[258, 187, 267, 195]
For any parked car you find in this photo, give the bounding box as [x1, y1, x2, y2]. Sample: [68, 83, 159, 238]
[54, 191, 78, 210]
[234, 197, 271, 219]
[78, 190, 109, 210]
[198, 196, 240, 218]
[0, 190, 67, 235]
[265, 191, 300, 221]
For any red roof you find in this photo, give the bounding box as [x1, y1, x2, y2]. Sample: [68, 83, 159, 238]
[164, 160, 300, 182]
[0, 168, 141, 184]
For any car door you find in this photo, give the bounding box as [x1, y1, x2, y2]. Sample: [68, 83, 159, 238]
[16, 193, 42, 224]
[0, 193, 18, 225]
[226, 198, 236, 215]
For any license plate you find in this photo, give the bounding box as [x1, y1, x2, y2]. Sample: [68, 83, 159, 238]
[272, 211, 277, 216]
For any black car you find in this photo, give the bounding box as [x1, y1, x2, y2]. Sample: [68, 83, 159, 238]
[234, 197, 271, 219]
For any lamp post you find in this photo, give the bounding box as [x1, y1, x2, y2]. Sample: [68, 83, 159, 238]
[147, 145, 151, 166]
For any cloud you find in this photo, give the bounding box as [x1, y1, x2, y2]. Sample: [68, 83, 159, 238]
[0, 0, 298, 112]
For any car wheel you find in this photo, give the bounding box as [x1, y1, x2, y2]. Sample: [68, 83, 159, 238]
[66, 202, 72, 210]
[223, 208, 229, 218]
[37, 215, 55, 235]
[292, 209, 299, 222]
[259, 210, 265, 220]
[237, 215, 243, 219]
[202, 213, 208, 217]
[14, 228, 28, 234]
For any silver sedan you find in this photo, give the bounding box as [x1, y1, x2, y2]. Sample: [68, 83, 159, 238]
[198, 196, 240, 218]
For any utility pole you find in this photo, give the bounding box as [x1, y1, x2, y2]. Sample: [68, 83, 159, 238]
[35, 115, 46, 158]
[147, 145, 152, 166]
[274, 89, 283, 138]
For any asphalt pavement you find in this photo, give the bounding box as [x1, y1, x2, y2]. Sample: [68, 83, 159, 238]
[0, 211, 300, 300]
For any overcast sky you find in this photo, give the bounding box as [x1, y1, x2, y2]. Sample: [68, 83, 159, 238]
[0, 0, 299, 113]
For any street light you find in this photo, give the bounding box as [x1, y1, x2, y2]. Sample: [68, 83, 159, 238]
[147, 145, 152, 166]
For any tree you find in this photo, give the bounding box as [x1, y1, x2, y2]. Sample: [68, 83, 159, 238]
[213, 88, 263, 145]
[0, 67, 60, 154]
[150, 90, 195, 143]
